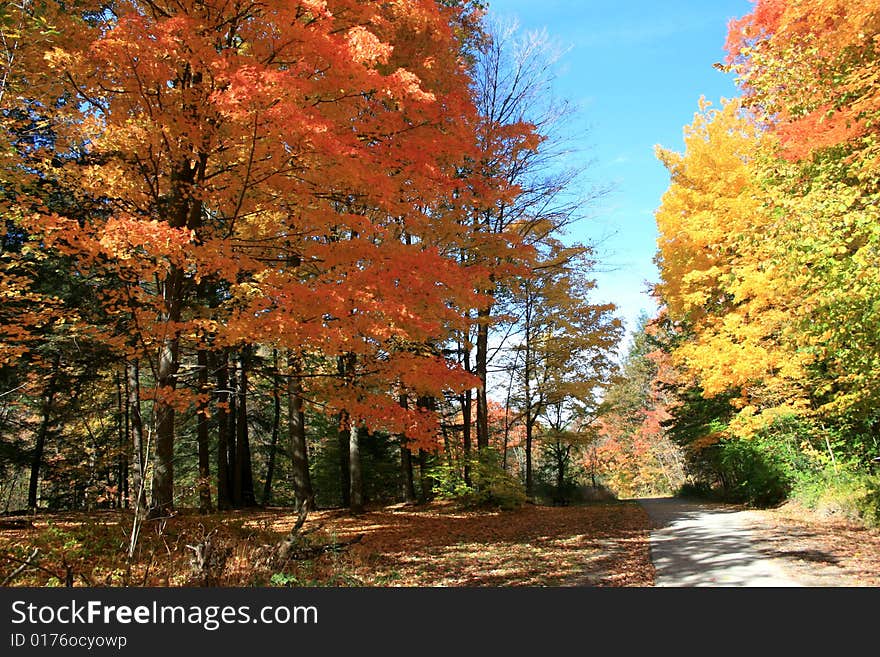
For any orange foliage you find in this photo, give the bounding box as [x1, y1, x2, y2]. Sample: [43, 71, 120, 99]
[2, 0, 529, 445]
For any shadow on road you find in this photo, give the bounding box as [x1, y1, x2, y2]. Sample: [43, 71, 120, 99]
[639, 497, 808, 586]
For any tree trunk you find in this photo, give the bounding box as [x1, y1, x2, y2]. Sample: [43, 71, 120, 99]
[523, 286, 534, 500]
[556, 444, 566, 501]
[417, 397, 435, 501]
[213, 350, 232, 511]
[234, 349, 256, 507]
[418, 449, 432, 502]
[150, 342, 177, 516]
[349, 423, 364, 514]
[127, 359, 146, 512]
[115, 368, 127, 508]
[150, 261, 186, 517]
[336, 355, 352, 508]
[461, 390, 472, 486]
[28, 355, 61, 510]
[399, 395, 416, 503]
[262, 351, 281, 507]
[196, 349, 212, 514]
[401, 446, 416, 503]
[475, 308, 490, 450]
[525, 417, 534, 499]
[227, 358, 238, 506]
[287, 351, 314, 510]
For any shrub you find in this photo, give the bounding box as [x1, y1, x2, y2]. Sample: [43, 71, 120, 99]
[431, 451, 525, 511]
[676, 481, 715, 500]
[716, 437, 794, 506]
[856, 477, 880, 528]
[793, 466, 880, 527]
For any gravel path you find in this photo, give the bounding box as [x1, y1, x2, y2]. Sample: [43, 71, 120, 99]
[640, 498, 827, 586]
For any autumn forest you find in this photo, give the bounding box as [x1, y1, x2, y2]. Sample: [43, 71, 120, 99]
[1, 0, 879, 588]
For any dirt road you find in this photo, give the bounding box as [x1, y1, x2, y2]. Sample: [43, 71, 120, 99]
[639, 497, 865, 586]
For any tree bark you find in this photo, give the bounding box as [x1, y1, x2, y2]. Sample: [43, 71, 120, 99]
[417, 397, 435, 501]
[234, 349, 256, 507]
[28, 354, 61, 510]
[226, 357, 238, 506]
[115, 368, 127, 508]
[196, 349, 212, 514]
[523, 284, 534, 500]
[127, 359, 146, 512]
[349, 423, 364, 514]
[150, 321, 180, 517]
[336, 355, 352, 507]
[287, 351, 314, 510]
[262, 351, 281, 507]
[418, 449, 432, 502]
[461, 389, 472, 487]
[401, 445, 416, 503]
[475, 308, 490, 450]
[212, 350, 232, 510]
[525, 417, 534, 499]
[399, 395, 416, 503]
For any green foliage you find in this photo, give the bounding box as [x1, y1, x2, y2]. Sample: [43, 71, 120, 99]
[792, 465, 880, 528]
[715, 436, 795, 507]
[431, 450, 525, 510]
[676, 481, 715, 500]
[533, 479, 616, 505]
[269, 571, 300, 587]
[684, 416, 814, 507]
[308, 415, 404, 509]
[858, 477, 880, 528]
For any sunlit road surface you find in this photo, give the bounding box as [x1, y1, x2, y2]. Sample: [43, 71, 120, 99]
[639, 498, 802, 587]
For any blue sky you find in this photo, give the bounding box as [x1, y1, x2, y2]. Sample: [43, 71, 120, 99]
[486, 0, 754, 345]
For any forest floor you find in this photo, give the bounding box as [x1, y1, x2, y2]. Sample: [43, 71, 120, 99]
[1, 498, 877, 587]
[0, 500, 653, 587]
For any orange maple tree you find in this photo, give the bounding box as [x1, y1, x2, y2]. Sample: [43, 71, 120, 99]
[4, 0, 523, 514]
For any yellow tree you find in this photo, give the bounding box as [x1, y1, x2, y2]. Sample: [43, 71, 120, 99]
[654, 98, 812, 435]
[727, 0, 880, 424]
[504, 243, 621, 497]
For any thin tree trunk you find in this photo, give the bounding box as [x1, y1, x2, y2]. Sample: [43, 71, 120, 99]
[196, 349, 212, 513]
[456, 325, 473, 485]
[501, 356, 517, 472]
[336, 355, 351, 508]
[525, 417, 534, 499]
[121, 368, 130, 509]
[287, 351, 314, 510]
[337, 411, 351, 508]
[523, 285, 534, 500]
[213, 351, 232, 511]
[234, 349, 256, 507]
[461, 389, 472, 486]
[349, 423, 364, 514]
[115, 368, 126, 508]
[401, 445, 416, 503]
[417, 397, 435, 501]
[418, 449, 432, 502]
[475, 308, 490, 451]
[28, 355, 61, 510]
[555, 444, 566, 501]
[227, 358, 238, 506]
[262, 351, 281, 507]
[127, 359, 146, 512]
[399, 395, 416, 504]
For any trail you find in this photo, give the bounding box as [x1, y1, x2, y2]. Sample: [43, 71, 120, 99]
[640, 498, 811, 586]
